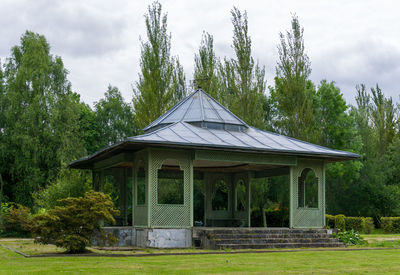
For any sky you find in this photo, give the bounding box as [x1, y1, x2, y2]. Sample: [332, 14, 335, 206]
[1, 0, 399, 106]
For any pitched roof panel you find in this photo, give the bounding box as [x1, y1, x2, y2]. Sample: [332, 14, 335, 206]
[143, 89, 247, 132]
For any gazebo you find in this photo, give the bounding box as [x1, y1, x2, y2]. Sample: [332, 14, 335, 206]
[70, 89, 358, 248]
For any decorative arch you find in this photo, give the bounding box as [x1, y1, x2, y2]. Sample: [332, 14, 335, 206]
[298, 168, 319, 209]
[157, 159, 184, 205]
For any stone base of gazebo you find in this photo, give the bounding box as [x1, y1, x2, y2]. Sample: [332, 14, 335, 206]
[92, 227, 192, 248]
[92, 227, 343, 249]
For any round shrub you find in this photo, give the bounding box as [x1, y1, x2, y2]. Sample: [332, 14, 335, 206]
[31, 191, 119, 253]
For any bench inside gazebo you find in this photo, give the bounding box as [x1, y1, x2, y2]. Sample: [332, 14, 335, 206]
[69, 89, 358, 249]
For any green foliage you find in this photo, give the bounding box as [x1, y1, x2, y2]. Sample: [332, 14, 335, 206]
[326, 214, 374, 233]
[364, 218, 375, 234]
[133, 1, 186, 129]
[0, 203, 32, 237]
[325, 214, 335, 229]
[334, 214, 346, 231]
[94, 85, 137, 147]
[271, 15, 320, 143]
[194, 32, 220, 99]
[381, 217, 400, 233]
[218, 7, 266, 128]
[0, 31, 87, 207]
[334, 229, 366, 245]
[345, 217, 369, 233]
[32, 169, 92, 210]
[31, 191, 119, 253]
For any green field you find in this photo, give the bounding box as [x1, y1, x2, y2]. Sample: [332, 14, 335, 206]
[2, 236, 400, 274]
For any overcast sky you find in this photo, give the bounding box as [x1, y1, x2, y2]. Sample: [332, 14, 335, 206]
[1, 0, 399, 106]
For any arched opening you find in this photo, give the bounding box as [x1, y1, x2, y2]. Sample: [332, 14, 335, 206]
[157, 159, 184, 205]
[298, 168, 318, 208]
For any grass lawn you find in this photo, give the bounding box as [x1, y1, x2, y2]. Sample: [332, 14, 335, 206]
[1, 235, 400, 274]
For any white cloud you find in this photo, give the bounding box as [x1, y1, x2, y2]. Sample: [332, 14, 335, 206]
[1, 0, 399, 106]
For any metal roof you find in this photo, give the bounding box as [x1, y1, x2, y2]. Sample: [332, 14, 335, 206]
[143, 89, 248, 132]
[69, 89, 359, 168]
[129, 122, 359, 158]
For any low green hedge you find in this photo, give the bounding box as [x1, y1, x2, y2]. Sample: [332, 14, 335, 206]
[326, 214, 335, 229]
[381, 217, 400, 233]
[326, 214, 374, 234]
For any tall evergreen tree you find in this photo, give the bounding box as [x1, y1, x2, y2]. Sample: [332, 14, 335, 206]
[133, 1, 186, 130]
[218, 7, 266, 128]
[95, 85, 137, 147]
[0, 31, 86, 206]
[271, 15, 320, 143]
[193, 32, 220, 99]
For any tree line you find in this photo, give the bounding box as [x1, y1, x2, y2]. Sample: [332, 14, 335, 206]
[0, 2, 399, 220]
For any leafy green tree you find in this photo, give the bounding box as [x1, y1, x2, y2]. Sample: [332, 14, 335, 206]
[133, 1, 187, 129]
[314, 81, 363, 215]
[0, 31, 86, 207]
[171, 59, 187, 103]
[218, 7, 267, 128]
[95, 85, 137, 147]
[32, 191, 119, 253]
[77, 102, 101, 155]
[271, 15, 320, 143]
[370, 84, 396, 157]
[33, 169, 92, 210]
[218, 8, 266, 128]
[194, 32, 220, 99]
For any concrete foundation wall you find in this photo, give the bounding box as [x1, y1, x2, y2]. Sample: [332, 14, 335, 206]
[146, 229, 192, 248]
[92, 227, 135, 247]
[92, 227, 192, 248]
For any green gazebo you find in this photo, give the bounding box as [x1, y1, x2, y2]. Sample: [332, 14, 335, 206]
[70, 89, 358, 248]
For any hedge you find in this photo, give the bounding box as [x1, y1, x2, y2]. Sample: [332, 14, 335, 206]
[326, 214, 374, 234]
[381, 217, 400, 233]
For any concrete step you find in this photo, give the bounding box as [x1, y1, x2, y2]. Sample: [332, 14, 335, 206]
[214, 238, 342, 245]
[217, 242, 345, 249]
[209, 233, 333, 239]
[204, 228, 330, 235]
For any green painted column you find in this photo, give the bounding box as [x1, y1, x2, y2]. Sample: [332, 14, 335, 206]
[189, 158, 194, 227]
[247, 172, 251, 228]
[289, 166, 294, 228]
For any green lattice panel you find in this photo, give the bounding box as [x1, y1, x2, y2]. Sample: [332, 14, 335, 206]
[133, 150, 148, 227]
[290, 159, 325, 228]
[149, 149, 192, 228]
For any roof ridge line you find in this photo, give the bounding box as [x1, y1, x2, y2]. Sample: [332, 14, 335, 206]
[143, 91, 196, 131]
[200, 90, 249, 128]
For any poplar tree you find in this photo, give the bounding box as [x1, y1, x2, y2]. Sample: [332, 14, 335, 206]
[193, 32, 220, 99]
[219, 7, 266, 129]
[271, 15, 320, 143]
[133, 1, 186, 130]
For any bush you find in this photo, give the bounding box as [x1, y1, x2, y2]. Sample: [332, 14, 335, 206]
[334, 214, 346, 231]
[31, 191, 119, 253]
[326, 214, 335, 229]
[33, 169, 92, 210]
[0, 203, 32, 237]
[382, 217, 400, 233]
[334, 229, 366, 245]
[344, 217, 364, 232]
[363, 218, 374, 234]
[326, 214, 375, 234]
